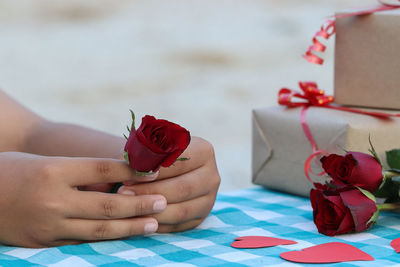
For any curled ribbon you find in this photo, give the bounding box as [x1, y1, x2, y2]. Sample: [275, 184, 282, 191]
[278, 82, 400, 182]
[304, 1, 400, 65]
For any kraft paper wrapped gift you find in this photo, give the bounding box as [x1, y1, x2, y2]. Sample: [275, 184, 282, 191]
[334, 8, 400, 109]
[252, 106, 400, 197]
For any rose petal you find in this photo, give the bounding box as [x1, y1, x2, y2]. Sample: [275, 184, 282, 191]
[340, 189, 377, 232]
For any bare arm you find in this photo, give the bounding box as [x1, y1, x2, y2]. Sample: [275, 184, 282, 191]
[24, 121, 125, 158]
[0, 90, 124, 158]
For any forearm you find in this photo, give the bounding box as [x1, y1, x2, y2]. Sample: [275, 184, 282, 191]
[23, 120, 125, 158]
[0, 89, 125, 158]
[0, 90, 43, 153]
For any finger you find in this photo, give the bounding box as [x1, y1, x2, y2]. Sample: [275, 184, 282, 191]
[157, 137, 214, 180]
[59, 217, 158, 241]
[26, 240, 83, 248]
[66, 191, 167, 219]
[156, 158, 197, 181]
[157, 219, 204, 233]
[152, 195, 214, 225]
[122, 171, 160, 186]
[118, 166, 211, 203]
[51, 157, 158, 186]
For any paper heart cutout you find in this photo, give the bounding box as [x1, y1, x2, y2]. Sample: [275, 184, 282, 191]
[391, 237, 400, 253]
[280, 242, 374, 263]
[231, 236, 297, 249]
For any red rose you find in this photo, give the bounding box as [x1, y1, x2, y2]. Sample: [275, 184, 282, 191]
[124, 115, 191, 172]
[310, 183, 377, 236]
[320, 152, 383, 192]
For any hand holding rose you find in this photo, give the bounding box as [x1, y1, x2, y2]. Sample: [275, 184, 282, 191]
[118, 112, 219, 233]
[0, 152, 167, 247]
[118, 137, 220, 232]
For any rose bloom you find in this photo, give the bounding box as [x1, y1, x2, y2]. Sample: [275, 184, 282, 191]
[310, 183, 377, 236]
[320, 152, 382, 192]
[125, 115, 191, 172]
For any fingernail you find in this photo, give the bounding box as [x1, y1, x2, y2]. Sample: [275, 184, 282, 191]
[120, 189, 135, 196]
[144, 222, 158, 234]
[153, 199, 167, 212]
[140, 171, 159, 180]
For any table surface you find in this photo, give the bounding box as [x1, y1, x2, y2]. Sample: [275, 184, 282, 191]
[1, 187, 400, 267]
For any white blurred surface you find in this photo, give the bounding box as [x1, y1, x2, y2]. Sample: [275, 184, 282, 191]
[0, 0, 374, 191]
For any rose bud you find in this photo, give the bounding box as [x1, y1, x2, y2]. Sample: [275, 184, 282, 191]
[320, 152, 383, 193]
[310, 183, 378, 236]
[124, 114, 191, 173]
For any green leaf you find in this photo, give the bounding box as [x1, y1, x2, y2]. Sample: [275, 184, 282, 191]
[386, 149, 400, 169]
[374, 178, 400, 200]
[126, 125, 131, 133]
[123, 151, 130, 165]
[368, 135, 382, 166]
[123, 133, 128, 140]
[378, 172, 386, 191]
[176, 157, 190, 162]
[129, 109, 136, 132]
[325, 181, 337, 189]
[357, 186, 376, 202]
[367, 209, 379, 226]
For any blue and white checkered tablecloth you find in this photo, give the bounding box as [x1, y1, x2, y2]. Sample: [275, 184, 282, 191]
[1, 187, 400, 266]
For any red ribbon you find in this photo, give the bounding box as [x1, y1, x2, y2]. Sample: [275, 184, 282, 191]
[304, 2, 400, 65]
[279, 82, 400, 182]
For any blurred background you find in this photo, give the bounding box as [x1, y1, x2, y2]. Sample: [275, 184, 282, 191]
[0, 0, 373, 191]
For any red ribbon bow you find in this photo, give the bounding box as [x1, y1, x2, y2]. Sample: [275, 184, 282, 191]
[278, 82, 400, 182]
[304, 1, 400, 65]
[279, 82, 333, 107]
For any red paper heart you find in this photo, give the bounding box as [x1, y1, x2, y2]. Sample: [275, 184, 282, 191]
[231, 236, 297, 249]
[280, 242, 374, 263]
[391, 237, 400, 253]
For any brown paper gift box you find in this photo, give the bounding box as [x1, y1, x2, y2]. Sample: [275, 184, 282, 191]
[252, 106, 400, 197]
[334, 8, 400, 109]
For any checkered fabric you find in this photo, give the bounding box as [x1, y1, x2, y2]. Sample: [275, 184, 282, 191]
[1, 187, 400, 266]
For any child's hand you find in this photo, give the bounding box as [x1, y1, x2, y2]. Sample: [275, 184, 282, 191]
[0, 152, 167, 247]
[117, 137, 221, 232]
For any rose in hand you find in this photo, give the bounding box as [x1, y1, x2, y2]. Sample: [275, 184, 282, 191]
[124, 112, 191, 173]
[320, 152, 383, 193]
[119, 112, 220, 234]
[310, 183, 378, 236]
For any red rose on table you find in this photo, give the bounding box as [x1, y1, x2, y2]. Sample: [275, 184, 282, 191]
[320, 152, 383, 193]
[310, 183, 378, 236]
[124, 114, 191, 173]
